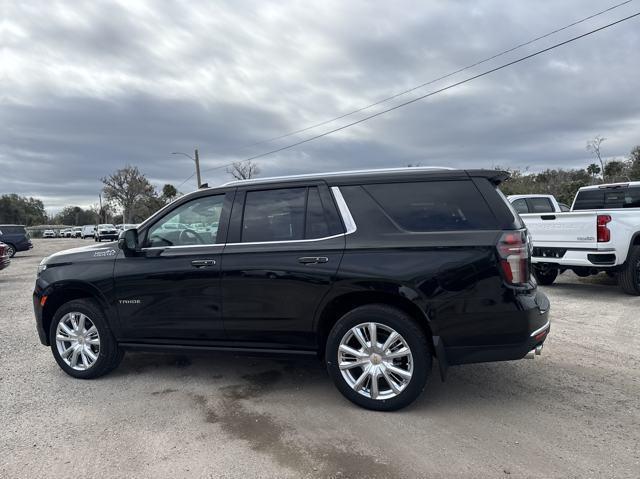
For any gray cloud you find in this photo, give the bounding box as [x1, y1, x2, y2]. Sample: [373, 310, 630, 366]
[1, 0, 639, 212]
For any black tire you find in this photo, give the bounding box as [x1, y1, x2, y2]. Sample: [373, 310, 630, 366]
[325, 304, 431, 411]
[619, 245, 640, 295]
[533, 265, 558, 286]
[5, 243, 16, 258]
[49, 299, 124, 379]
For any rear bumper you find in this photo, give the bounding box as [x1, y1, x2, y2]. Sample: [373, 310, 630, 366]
[531, 247, 618, 268]
[443, 291, 551, 366]
[17, 240, 33, 252]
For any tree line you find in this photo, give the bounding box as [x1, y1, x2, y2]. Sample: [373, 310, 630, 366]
[500, 144, 640, 205]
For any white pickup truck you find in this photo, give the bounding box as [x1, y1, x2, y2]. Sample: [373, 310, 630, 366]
[513, 183, 640, 295]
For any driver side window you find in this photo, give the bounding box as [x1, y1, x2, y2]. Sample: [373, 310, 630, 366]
[147, 194, 224, 247]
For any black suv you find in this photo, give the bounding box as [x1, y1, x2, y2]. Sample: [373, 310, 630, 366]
[33, 168, 550, 410]
[0, 224, 33, 257]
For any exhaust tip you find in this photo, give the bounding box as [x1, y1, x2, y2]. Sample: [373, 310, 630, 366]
[525, 345, 544, 359]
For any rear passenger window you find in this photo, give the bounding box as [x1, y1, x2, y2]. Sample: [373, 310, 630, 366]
[512, 199, 529, 214]
[242, 188, 306, 242]
[364, 181, 497, 231]
[528, 197, 554, 213]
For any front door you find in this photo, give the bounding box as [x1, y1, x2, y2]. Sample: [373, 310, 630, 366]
[114, 192, 230, 342]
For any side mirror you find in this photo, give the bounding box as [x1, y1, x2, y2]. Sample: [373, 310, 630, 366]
[118, 229, 139, 256]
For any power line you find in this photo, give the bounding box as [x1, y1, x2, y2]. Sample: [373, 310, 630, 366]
[193, 11, 639, 176]
[239, 0, 635, 150]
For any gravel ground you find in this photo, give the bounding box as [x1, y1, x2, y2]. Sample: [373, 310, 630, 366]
[1, 238, 639, 478]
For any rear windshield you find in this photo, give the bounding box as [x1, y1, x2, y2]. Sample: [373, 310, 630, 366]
[363, 180, 498, 231]
[573, 186, 640, 210]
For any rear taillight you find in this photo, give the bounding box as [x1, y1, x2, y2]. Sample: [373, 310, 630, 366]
[497, 231, 530, 285]
[597, 215, 611, 243]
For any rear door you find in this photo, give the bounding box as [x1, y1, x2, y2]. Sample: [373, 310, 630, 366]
[220, 182, 345, 349]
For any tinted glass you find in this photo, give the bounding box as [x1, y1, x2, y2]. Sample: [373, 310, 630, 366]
[306, 187, 330, 239]
[528, 197, 554, 213]
[512, 199, 529, 214]
[364, 180, 497, 231]
[604, 186, 640, 208]
[573, 190, 604, 210]
[242, 188, 306, 242]
[148, 194, 223, 247]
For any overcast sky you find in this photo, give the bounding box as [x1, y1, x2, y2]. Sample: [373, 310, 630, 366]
[2, 0, 639, 212]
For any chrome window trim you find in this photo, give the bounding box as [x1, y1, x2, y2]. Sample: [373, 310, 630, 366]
[530, 320, 550, 337]
[139, 187, 357, 249]
[141, 244, 223, 251]
[331, 187, 357, 235]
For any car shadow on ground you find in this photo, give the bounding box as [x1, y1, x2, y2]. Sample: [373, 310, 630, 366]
[111, 350, 546, 413]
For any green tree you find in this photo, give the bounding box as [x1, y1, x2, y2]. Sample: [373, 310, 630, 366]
[603, 160, 628, 182]
[162, 184, 178, 201]
[0, 194, 48, 226]
[586, 163, 601, 180]
[628, 146, 640, 180]
[102, 166, 155, 223]
[53, 206, 98, 225]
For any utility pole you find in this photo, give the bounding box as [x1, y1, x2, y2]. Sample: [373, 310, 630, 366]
[172, 150, 203, 189]
[194, 149, 202, 188]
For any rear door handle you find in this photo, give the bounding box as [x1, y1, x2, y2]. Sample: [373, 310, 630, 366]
[298, 256, 329, 264]
[191, 259, 216, 268]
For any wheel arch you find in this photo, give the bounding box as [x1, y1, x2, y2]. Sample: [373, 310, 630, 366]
[41, 282, 111, 345]
[315, 290, 436, 357]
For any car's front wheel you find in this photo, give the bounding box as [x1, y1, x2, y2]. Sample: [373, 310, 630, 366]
[325, 305, 431, 411]
[5, 244, 16, 257]
[49, 299, 124, 379]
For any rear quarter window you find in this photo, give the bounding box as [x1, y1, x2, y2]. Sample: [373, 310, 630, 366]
[363, 180, 498, 231]
[528, 197, 555, 213]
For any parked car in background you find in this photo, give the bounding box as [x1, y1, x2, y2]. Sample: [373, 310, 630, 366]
[0, 224, 33, 257]
[0, 242, 10, 270]
[43, 230, 56, 239]
[73, 227, 83, 238]
[95, 224, 118, 242]
[81, 225, 96, 239]
[58, 228, 71, 238]
[33, 167, 550, 411]
[516, 182, 640, 294]
[508, 194, 570, 214]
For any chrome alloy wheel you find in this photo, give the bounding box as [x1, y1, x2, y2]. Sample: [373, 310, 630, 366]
[55, 312, 101, 371]
[338, 322, 413, 400]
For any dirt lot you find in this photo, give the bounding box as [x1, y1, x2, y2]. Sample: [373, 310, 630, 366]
[1, 238, 639, 478]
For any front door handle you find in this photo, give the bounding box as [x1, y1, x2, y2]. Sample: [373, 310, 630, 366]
[191, 259, 216, 268]
[298, 256, 329, 265]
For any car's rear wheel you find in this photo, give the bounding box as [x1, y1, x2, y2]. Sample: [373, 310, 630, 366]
[5, 244, 16, 257]
[533, 265, 558, 286]
[619, 245, 640, 295]
[325, 304, 431, 411]
[49, 299, 124, 379]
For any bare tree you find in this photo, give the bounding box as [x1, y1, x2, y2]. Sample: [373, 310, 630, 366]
[226, 160, 260, 180]
[101, 165, 155, 223]
[586, 136, 606, 182]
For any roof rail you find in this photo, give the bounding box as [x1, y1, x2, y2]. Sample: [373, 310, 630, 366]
[221, 166, 456, 187]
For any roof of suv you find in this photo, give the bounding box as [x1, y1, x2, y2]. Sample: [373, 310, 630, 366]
[219, 167, 508, 188]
